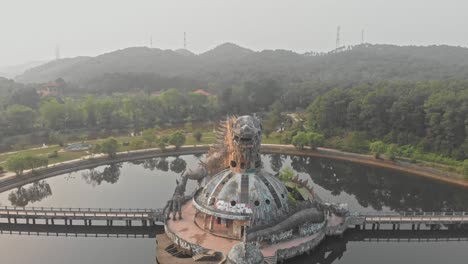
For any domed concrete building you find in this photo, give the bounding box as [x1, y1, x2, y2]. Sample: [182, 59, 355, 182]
[157, 115, 347, 264]
[193, 169, 292, 239]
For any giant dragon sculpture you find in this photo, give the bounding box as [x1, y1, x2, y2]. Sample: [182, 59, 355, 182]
[162, 115, 262, 220]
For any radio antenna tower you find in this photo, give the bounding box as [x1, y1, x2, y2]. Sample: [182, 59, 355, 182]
[361, 29, 365, 44]
[150, 36, 153, 48]
[55, 45, 60, 60]
[336, 26, 341, 49]
[184, 32, 187, 49]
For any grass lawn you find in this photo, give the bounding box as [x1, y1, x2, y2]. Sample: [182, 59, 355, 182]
[0, 146, 62, 164]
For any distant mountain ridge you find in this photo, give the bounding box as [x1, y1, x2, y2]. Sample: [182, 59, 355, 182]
[16, 43, 468, 85]
[0, 60, 48, 79]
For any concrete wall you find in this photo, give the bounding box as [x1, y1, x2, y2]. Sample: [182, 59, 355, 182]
[276, 230, 326, 262]
[164, 225, 206, 255]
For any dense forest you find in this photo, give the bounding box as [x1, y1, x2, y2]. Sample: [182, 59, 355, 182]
[305, 81, 468, 160]
[14, 43, 468, 94]
[0, 78, 467, 163]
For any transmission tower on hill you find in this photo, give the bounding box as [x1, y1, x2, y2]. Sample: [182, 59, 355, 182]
[336, 26, 341, 49]
[184, 32, 187, 49]
[55, 45, 60, 60]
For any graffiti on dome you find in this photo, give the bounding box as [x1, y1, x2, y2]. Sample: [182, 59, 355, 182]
[215, 200, 253, 214]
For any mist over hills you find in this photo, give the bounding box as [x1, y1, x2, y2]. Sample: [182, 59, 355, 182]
[15, 43, 468, 91]
[0, 60, 48, 79]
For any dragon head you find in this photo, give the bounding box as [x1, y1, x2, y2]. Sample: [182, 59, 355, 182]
[229, 115, 262, 172]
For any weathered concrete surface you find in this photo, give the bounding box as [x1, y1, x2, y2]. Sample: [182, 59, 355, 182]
[166, 202, 238, 255]
[156, 233, 221, 264]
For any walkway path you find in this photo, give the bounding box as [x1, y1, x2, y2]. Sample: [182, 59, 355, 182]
[166, 202, 238, 255]
[0, 144, 466, 194]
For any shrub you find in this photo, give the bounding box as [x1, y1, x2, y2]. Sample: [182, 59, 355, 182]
[142, 128, 156, 145]
[48, 150, 58, 158]
[463, 160, 468, 177]
[7, 155, 27, 176]
[100, 138, 119, 158]
[193, 130, 203, 142]
[370, 141, 386, 159]
[287, 192, 298, 207]
[6, 154, 48, 176]
[157, 136, 169, 150]
[280, 130, 298, 144]
[342, 132, 369, 153]
[169, 131, 186, 149]
[279, 166, 295, 182]
[386, 144, 398, 161]
[307, 132, 325, 149]
[292, 132, 308, 150]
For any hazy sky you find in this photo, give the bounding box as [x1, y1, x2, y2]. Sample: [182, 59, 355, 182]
[1, 0, 467, 66]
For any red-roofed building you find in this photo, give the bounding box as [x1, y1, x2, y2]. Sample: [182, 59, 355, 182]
[193, 89, 212, 97]
[37, 81, 60, 97]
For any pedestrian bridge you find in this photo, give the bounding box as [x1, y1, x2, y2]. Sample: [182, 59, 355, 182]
[0, 206, 165, 227]
[349, 211, 468, 225]
[0, 223, 163, 238]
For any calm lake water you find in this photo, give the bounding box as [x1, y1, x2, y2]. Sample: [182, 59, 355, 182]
[0, 154, 467, 264]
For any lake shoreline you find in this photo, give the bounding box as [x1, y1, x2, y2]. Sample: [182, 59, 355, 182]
[0, 144, 466, 194]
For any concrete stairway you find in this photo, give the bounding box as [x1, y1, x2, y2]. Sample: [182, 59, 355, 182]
[264, 255, 277, 264]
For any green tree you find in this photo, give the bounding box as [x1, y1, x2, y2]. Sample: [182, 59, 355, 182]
[6, 104, 35, 134]
[463, 160, 468, 177]
[6, 154, 47, 175]
[142, 128, 156, 145]
[92, 144, 102, 155]
[169, 131, 186, 149]
[39, 98, 66, 130]
[48, 131, 65, 146]
[307, 132, 325, 149]
[26, 155, 48, 171]
[386, 144, 398, 161]
[6, 155, 27, 176]
[292, 132, 308, 150]
[157, 135, 169, 150]
[193, 130, 203, 142]
[342, 132, 369, 153]
[100, 138, 119, 158]
[370, 141, 387, 159]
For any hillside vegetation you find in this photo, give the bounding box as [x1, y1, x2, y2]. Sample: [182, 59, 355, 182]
[15, 44, 468, 93]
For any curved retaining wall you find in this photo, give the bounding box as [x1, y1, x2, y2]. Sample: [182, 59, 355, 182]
[261, 144, 468, 188]
[1, 144, 466, 194]
[0, 146, 209, 193]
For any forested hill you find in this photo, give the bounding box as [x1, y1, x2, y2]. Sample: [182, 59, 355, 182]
[16, 43, 468, 87]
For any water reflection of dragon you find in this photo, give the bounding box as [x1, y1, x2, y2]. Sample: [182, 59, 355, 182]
[162, 115, 262, 221]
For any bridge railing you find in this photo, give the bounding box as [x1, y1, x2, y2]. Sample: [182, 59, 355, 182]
[351, 211, 468, 217]
[0, 206, 156, 213]
[398, 212, 468, 217]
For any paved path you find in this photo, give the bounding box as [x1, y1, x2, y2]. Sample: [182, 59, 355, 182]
[166, 202, 238, 255]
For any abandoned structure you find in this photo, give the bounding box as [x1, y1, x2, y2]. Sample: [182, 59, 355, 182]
[157, 115, 348, 263]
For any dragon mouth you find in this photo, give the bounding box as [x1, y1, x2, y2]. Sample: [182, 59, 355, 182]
[233, 134, 255, 147]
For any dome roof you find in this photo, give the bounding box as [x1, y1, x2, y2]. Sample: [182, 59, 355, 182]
[193, 169, 291, 226]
